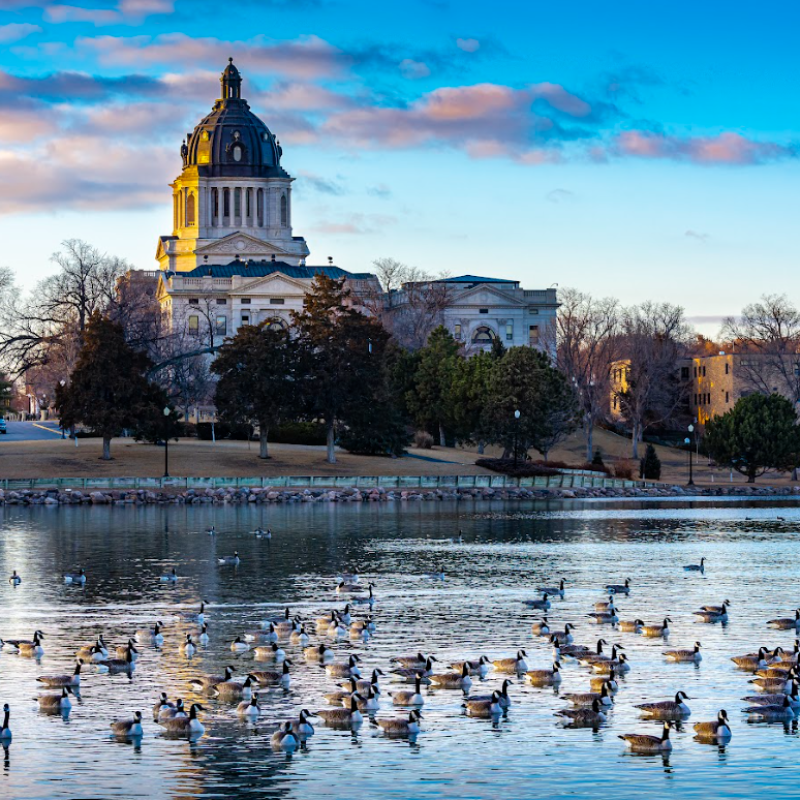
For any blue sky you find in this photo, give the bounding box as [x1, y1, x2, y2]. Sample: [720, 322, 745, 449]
[1, 0, 798, 333]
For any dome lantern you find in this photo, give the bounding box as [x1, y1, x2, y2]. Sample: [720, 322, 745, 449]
[220, 57, 242, 100]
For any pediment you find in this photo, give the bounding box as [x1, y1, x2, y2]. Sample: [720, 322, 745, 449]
[195, 232, 288, 257]
[450, 284, 525, 307]
[231, 272, 310, 295]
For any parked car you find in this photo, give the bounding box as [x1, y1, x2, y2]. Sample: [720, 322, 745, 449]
[0, 418, 6, 434]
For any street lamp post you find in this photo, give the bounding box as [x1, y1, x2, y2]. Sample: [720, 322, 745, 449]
[59, 380, 66, 438]
[163, 406, 171, 479]
[513, 409, 521, 468]
[686, 423, 695, 486]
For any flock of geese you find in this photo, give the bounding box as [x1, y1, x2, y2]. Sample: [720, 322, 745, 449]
[3, 540, 800, 759]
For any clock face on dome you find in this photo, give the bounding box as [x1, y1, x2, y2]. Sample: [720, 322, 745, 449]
[232, 144, 243, 162]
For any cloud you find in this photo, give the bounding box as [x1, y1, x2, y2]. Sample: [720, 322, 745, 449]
[46, 0, 175, 25]
[0, 23, 42, 43]
[297, 171, 345, 195]
[546, 188, 576, 203]
[367, 184, 391, 199]
[310, 212, 397, 235]
[614, 131, 795, 165]
[685, 229, 710, 242]
[456, 38, 480, 53]
[400, 59, 431, 80]
[0, 103, 60, 143]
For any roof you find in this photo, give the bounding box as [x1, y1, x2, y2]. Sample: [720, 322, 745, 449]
[439, 275, 518, 284]
[173, 260, 377, 281]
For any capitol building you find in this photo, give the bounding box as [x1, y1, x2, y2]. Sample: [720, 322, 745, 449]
[153, 60, 558, 350]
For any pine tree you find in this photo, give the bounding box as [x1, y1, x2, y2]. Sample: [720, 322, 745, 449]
[640, 443, 662, 480]
[55, 311, 159, 460]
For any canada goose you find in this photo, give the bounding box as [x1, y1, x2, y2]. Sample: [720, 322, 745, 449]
[0, 705, 10, 741]
[326, 617, 348, 638]
[291, 625, 310, 647]
[424, 566, 445, 580]
[693, 710, 732, 740]
[348, 687, 380, 712]
[450, 530, 464, 544]
[8, 571, 20, 586]
[579, 644, 624, 667]
[683, 557, 706, 573]
[523, 593, 551, 611]
[199, 624, 210, 646]
[159, 703, 205, 737]
[468, 679, 513, 710]
[113, 639, 139, 662]
[449, 656, 491, 677]
[550, 623, 577, 645]
[17, 631, 44, 658]
[372, 710, 422, 734]
[63, 569, 86, 585]
[212, 676, 254, 701]
[153, 693, 172, 721]
[291, 709, 316, 738]
[251, 622, 279, 643]
[352, 669, 385, 695]
[530, 618, 551, 636]
[430, 664, 473, 691]
[271, 721, 299, 750]
[742, 682, 800, 708]
[154, 696, 185, 722]
[556, 698, 607, 727]
[606, 579, 631, 595]
[754, 663, 795, 678]
[642, 618, 671, 638]
[742, 695, 796, 721]
[391, 657, 436, 682]
[619, 721, 674, 752]
[326, 655, 361, 679]
[750, 667, 799, 693]
[324, 679, 358, 706]
[76, 641, 107, 662]
[388, 674, 425, 706]
[276, 613, 299, 633]
[218, 552, 240, 566]
[304, 643, 334, 664]
[111, 711, 143, 737]
[635, 691, 691, 719]
[229, 636, 250, 652]
[590, 672, 619, 693]
[96, 647, 136, 674]
[37, 661, 82, 688]
[189, 666, 235, 692]
[207, 526, 216, 536]
[136, 622, 164, 646]
[562, 682, 615, 708]
[732, 647, 771, 671]
[594, 595, 617, 612]
[525, 662, 562, 686]
[254, 527, 272, 540]
[491, 650, 528, 673]
[5, 630, 44, 650]
[694, 609, 727, 624]
[180, 601, 207, 625]
[591, 653, 630, 674]
[391, 652, 434, 670]
[37, 687, 73, 712]
[254, 642, 285, 661]
[700, 600, 731, 615]
[537, 579, 566, 598]
[237, 694, 261, 719]
[249, 660, 292, 688]
[663, 642, 703, 663]
[317, 695, 364, 726]
[180, 635, 196, 657]
[463, 690, 503, 718]
[768, 610, 800, 630]
[160, 568, 178, 583]
[560, 638, 604, 659]
[336, 580, 362, 594]
[619, 618, 645, 633]
[587, 609, 619, 624]
[352, 584, 376, 606]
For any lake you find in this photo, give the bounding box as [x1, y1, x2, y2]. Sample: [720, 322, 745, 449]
[1, 498, 800, 799]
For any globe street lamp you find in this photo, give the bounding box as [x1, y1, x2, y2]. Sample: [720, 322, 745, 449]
[687, 424, 695, 486]
[513, 409, 521, 468]
[163, 406, 171, 479]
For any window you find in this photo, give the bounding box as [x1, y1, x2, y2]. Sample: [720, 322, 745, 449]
[246, 188, 251, 218]
[506, 322, 513, 341]
[529, 325, 539, 344]
[726, 391, 730, 403]
[269, 298, 285, 305]
[241, 314, 250, 325]
[234, 188, 241, 217]
[725, 362, 730, 375]
[454, 324, 461, 341]
[241, 298, 251, 304]
[186, 193, 195, 226]
[681, 367, 689, 381]
[693, 394, 697, 405]
[188, 298, 199, 305]
[256, 189, 263, 223]
[215, 316, 227, 336]
[693, 366, 697, 378]
[280, 194, 287, 226]
[188, 315, 199, 332]
[223, 188, 230, 217]
[472, 326, 495, 343]
[268, 318, 287, 331]
[211, 188, 219, 218]
[216, 298, 227, 305]
[702, 366, 707, 377]
[478, 308, 489, 314]
[528, 308, 540, 314]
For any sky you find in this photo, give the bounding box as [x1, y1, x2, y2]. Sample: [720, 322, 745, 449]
[0, 0, 798, 335]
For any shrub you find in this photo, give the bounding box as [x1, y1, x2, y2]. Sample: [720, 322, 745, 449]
[640, 444, 662, 480]
[591, 449, 605, 468]
[612, 460, 634, 480]
[270, 422, 327, 446]
[476, 458, 560, 477]
[413, 430, 434, 449]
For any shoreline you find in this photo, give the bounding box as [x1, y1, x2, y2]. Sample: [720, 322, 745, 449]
[1, 483, 799, 506]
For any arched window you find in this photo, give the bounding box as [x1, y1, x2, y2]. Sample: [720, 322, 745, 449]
[267, 317, 287, 331]
[280, 194, 287, 226]
[223, 188, 230, 217]
[211, 188, 219, 219]
[186, 193, 196, 226]
[472, 326, 496, 344]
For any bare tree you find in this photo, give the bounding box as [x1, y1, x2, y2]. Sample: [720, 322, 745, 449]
[555, 287, 621, 461]
[616, 302, 692, 458]
[721, 294, 800, 401]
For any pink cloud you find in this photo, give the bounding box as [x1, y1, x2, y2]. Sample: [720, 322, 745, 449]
[615, 130, 795, 165]
[456, 38, 480, 53]
[0, 105, 59, 143]
[0, 23, 42, 44]
[46, 0, 174, 24]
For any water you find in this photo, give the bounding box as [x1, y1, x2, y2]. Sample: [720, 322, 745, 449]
[1, 498, 800, 799]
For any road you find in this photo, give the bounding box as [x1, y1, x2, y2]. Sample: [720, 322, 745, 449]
[0, 421, 67, 442]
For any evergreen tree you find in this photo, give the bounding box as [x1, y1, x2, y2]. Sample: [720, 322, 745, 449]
[55, 311, 158, 460]
[291, 275, 388, 464]
[211, 323, 298, 459]
[406, 326, 461, 446]
[640, 443, 662, 480]
[705, 393, 800, 483]
[449, 350, 495, 450]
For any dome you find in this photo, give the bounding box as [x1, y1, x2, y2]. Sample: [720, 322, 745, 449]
[182, 59, 287, 179]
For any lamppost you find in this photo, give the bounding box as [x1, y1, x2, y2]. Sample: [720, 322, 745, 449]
[163, 406, 171, 479]
[513, 409, 521, 468]
[59, 380, 66, 438]
[686, 423, 695, 486]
